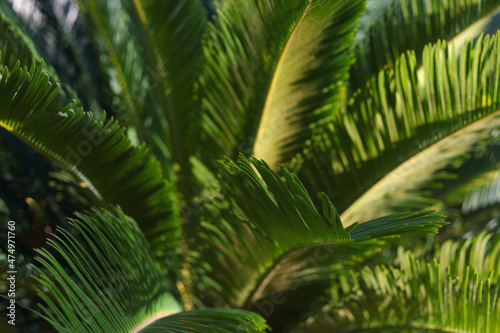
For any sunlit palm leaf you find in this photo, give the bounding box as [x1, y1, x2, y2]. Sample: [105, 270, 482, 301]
[0, 8, 69, 100]
[189, 155, 445, 309]
[199, 0, 365, 169]
[78, 0, 206, 181]
[296, 249, 500, 332]
[33, 207, 267, 333]
[433, 231, 500, 280]
[351, 0, 500, 90]
[294, 33, 500, 224]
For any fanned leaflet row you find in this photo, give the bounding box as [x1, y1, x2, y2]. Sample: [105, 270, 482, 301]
[351, 0, 500, 90]
[34, 208, 268, 333]
[0, 54, 179, 249]
[189, 155, 445, 311]
[298, 234, 500, 333]
[295, 33, 500, 224]
[78, 0, 206, 182]
[199, 0, 365, 169]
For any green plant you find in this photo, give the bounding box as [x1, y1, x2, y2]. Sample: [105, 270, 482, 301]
[1, 0, 500, 332]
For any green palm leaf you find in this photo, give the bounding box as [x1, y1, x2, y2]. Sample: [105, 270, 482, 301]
[0, 7, 70, 101]
[351, 0, 500, 90]
[434, 231, 500, 280]
[78, 0, 206, 181]
[297, 249, 500, 332]
[33, 207, 267, 333]
[0, 55, 178, 248]
[295, 32, 500, 224]
[0, 8, 40, 72]
[189, 155, 445, 309]
[198, 0, 365, 169]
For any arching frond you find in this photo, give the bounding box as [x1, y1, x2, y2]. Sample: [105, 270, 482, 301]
[189, 155, 445, 310]
[0, 55, 178, 249]
[198, 0, 365, 169]
[296, 250, 500, 332]
[78, 0, 206, 180]
[33, 207, 267, 333]
[0, 7, 68, 100]
[0, 7, 40, 70]
[4, 0, 101, 111]
[294, 33, 500, 225]
[351, 0, 500, 90]
[433, 231, 500, 280]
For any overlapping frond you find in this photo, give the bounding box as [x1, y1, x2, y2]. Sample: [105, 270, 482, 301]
[138, 309, 268, 333]
[351, 0, 500, 90]
[0, 7, 68, 100]
[294, 33, 500, 224]
[0, 8, 40, 70]
[4, 0, 101, 110]
[296, 250, 500, 332]
[78, 0, 206, 179]
[0, 55, 179, 248]
[433, 231, 500, 280]
[33, 207, 181, 332]
[33, 207, 268, 333]
[189, 155, 445, 310]
[445, 166, 500, 215]
[77, 0, 169, 163]
[198, 0, 365, 169]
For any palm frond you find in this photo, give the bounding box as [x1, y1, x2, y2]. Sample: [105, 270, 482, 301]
[0, 7, 40, 70]
[198, 0, 365, 169]
[4, 0, 101, 111]
[296, 249, 500, 332]
[294, 32, 500, 224]
[189, 154, 445, 310]
[433, 231, 500, 280]
[78, 0, 206, 181]
[351, 0, 500, 90]
[0, 55, 178, 249]
[77, 0, 168, 162]
[448, 168, 500, 215]
[33, 207, 267, 333]
[33, 207, 181, 332]
[0, 7, 68, 100]
[138, 309, 268, 333]
[341, 110, 500, 224]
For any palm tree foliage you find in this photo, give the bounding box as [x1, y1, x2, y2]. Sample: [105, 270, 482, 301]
[0, 0, 500, 332]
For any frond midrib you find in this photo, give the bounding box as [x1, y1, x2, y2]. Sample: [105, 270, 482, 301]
[131, 310, 177, 333]
[340, 109, 500, 225]
[252, 0, 312, 160]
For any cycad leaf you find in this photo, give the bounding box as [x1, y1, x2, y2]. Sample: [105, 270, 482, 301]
[78, 0, 206, 178]
[295, 32, 500, 224]
[0, 7, 69, 100]
[33, 207, 181, 332]
[77, 0, 169, 164]
[0, 55, 178, 248]
[433, 231, 500, 280]
[137, 309, 268, 333]
[199, 0, 365, 168]
[445, 165, 500, 215]
[32, 207, 267, 333]
[351, 0, 500, 90]
[0, 7, 40, 71]
[296, 250, 500, 332]
[341, 110, 500, 224]
[189, 154, 445, 309]
[4, 0, 101, 110]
